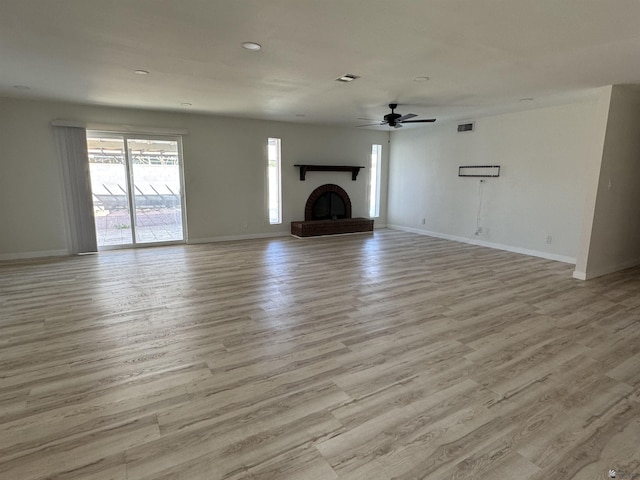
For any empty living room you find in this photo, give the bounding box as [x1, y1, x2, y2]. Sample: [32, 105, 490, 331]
[1, 1, 640, 479]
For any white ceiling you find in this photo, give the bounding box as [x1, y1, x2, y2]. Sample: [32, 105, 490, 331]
[2, 0, 640, 128]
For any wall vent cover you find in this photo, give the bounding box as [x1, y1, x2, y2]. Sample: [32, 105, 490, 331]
[457, 122, 475, 132]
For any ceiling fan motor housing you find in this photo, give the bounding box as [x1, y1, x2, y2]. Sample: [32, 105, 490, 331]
[384, 112, 401, 126]
[354, 102, 433, 128]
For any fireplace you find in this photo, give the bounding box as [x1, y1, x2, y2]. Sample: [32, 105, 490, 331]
[312, 192, 346, 220]
[305, 184, 352, 221]
[291, 184, 373, 237]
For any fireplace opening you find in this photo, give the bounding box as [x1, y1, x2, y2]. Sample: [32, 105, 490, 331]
[312, 192, 346, 220]
[304, 184, 352, 221]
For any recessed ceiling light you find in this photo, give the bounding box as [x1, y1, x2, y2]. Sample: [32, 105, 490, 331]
[180, 102, 192, 107]
[413, 76, 430, 82]
[13, 85, 31, 90]
[134, 69, 149, 75]
[336, 74, 360, 83]
[241, 42, 261, 51]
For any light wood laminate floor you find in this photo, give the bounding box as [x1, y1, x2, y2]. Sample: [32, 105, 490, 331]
[1, 230, 639, 480]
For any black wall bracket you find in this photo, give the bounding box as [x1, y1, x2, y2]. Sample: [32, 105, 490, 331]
[294, 164, 364, 181]
[458, 165, 501, 178]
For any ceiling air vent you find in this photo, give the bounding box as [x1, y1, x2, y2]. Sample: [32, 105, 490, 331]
[457, 122, 475, 133]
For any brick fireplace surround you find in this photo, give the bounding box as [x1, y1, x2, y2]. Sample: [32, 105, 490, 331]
[290, 184, 374, 237]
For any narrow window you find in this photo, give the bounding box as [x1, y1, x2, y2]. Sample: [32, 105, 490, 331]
[369, 144, 382, 218]
[267, 138, 282, 224]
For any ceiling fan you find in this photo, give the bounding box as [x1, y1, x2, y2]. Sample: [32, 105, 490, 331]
[358, 103, 436, 128]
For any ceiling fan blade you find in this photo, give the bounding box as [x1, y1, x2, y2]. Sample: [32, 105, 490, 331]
[357, 117, 379, 121]
[400, 119, 437, 123]
[356, 122, 386, 127]
[397, 113, 417, 122]
[393, 123, 403, 128]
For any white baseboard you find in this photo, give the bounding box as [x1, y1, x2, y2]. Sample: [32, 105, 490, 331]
[190, 223, 385, 244]
[188, 231, 290, 244]
[572, 270, 587, 280]
[0, 249, 69, 262]
[387, 224, 576, 265]
[573, 257, 640, 280]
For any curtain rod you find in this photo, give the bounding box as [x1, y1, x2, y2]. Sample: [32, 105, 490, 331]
[51, 119, 188, 135]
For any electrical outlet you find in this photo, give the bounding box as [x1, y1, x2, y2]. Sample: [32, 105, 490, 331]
[545, 235, 552, 244]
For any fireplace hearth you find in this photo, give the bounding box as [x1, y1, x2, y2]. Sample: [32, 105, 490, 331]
[291, 184, 374, 237]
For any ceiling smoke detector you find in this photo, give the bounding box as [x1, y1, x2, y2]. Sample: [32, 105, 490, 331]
[335, 74, 360, 83]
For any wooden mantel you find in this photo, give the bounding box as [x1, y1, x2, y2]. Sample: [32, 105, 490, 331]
[294, 164, 364, 181]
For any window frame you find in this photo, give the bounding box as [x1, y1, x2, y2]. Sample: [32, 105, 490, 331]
[369, 144, 382, 218]
[267, 137, 282, 225]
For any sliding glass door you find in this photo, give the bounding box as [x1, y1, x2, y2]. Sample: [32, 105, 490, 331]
[127, 138, 185, 244]
[87, 132, 186, 248]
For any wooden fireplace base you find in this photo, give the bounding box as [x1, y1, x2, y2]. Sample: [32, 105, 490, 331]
[291, 218, 374, 237]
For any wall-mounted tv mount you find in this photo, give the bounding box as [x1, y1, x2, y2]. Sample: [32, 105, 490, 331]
[458, 165, 500, 178]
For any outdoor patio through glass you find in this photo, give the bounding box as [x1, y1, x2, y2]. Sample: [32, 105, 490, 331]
[87, 133, 185, 247]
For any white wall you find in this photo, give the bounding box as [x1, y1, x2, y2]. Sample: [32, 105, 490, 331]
[387, 99, 606, 263]
[573, 87, 612, 279]
[0, 97, 388, 258]
[578, 85, 640, 278]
